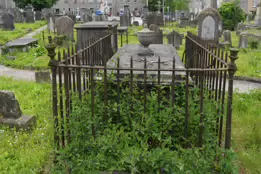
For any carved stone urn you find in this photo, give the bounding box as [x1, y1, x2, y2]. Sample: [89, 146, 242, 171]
[137, 24, 156, 56]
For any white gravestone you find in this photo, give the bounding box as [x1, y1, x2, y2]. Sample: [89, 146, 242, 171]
[201, 16, 215, 40]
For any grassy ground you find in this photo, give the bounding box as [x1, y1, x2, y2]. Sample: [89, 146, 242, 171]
[0, 21, 47, 45]
[0, 77, 53, 173]
[233, 90, 261, 174]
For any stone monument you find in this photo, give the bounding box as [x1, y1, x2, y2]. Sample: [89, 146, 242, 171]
[0, 91, 36, 130]
[0, 5, 4, 28]
[255, 0, 261, 26]
[55, 16, 74, 41]
[197, 7, 221, 43]
[24, 5, 35, 23]
[2, 12, 15, 30]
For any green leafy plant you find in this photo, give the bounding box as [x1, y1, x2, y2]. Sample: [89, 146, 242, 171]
[218, 1, 245, 31]
[52, 74, 237, 173]
[248, 39, 259, 49]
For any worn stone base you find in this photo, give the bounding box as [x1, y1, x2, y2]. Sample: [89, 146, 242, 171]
[35, 71, 51, 83]
[0, 115, 36, 130]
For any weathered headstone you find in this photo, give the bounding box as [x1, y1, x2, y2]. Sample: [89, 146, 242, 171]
[2, 12, 15, 30]
[223, 30, 232, 46]
[0, 6, 4, 27]
[35, 11, 42, 20]
[237, 22, 246, 31]
[35, 71, 51, 83]
[12, 8, 23, 23]
[167, 30, 183, 49]
[255, 0, 261, 26]
[197, 7, 221, 43]
[82, 12, 92, 22]
[0, 91, 36, 130]
[120, 5, 131, 26]
[239, 32, 248, 48]
[24, 5, 35, 23]
[179, 13, 189, 27]
[55, 16, 74, 41]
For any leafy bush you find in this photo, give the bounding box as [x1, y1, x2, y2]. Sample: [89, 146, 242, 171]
[218, 1, 245, 31]
[248, 39, 259, 49]
[52, 74, 237, 173]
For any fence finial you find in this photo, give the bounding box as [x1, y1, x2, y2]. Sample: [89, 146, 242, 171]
[46, 36, 57, 67]
[228, 48, 239, 74]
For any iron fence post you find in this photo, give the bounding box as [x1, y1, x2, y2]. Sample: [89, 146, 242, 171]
[225, 48, 239, 149]
[46, 36, 59, 150]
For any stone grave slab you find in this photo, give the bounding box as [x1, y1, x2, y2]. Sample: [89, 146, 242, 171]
[107, 44, 189, 85]
[5, 38, 38, 54]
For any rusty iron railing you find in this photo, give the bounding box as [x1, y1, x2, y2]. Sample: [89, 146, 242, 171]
[47, 31, 238, 152]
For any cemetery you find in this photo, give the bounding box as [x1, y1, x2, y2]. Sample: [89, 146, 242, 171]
[0, 0, 261, 173]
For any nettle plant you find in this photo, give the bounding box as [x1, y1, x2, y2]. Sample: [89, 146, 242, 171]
[53, 72, 237, 173]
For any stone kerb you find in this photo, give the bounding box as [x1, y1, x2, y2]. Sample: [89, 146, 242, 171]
[197, 7, 221, 44]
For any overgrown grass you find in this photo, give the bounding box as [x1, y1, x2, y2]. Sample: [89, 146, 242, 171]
[0, 21, 47, 45]
[233, 89, 261, 174]
[0, 77, 53, 173]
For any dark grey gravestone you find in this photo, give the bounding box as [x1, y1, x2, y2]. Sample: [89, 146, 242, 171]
[142, 6, 148, 21]
[239, 32, 248, 48]
[0, 6, 4, 27]
[146, 12, 157, 27]
[55, 16, 74, 41]
[223, 30, 232, 46]
[0, 90, 36, 130]
[35, 11, 41, 20]
[24, 5, 35, 23]
[197, 7, 221, 44]
[237, 22, 246, 31]
[167, 30, 183, 49]
[35, 71, 51, 83]
[2, 12, 15, 30]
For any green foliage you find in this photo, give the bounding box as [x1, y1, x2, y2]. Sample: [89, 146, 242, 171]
[218, 1, 245, 31]
[248, 39, 259, 49]
[14, 0, 58, 10]
[0, 77, 53, 173]
[52, 75, 237, 173]
[148, 0, 190, 12]
[233, 90, 261, 173]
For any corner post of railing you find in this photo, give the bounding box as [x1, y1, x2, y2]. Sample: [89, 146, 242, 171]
[225, 48, 239, 149]
[46, 36, 59, 151]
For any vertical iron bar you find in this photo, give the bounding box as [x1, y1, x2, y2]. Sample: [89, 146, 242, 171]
[157, 57, 161, 113]
[144, 57, 147, 113]
[184, 70, 189, 138]
[117, 58, 120, 122]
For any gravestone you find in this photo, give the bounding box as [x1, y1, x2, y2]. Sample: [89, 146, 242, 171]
[167, 30, 183, 49]
[0, 91, 36, 130]
[82, 12, 92, 22]
[255, 0, 261, 26]
[237, 22, 246, 31]
[239, 32, 248, 48]
[5, 38, 38, 54]
[24, 5, 35, 23]
[149, 24, 163, 44]
[92, 12, 96, 21]
[179, 13, 189, 27]
[0, 6, 4, 27]
[55, 16, 74, 41]
[67, 14, 76, 23]
[35, 11, 42, 20]
[197, 7, 221, 43]
[35, 71, 51, 83]
[142, 6, 148, 22]
[120, 5, 131, 26]
[12, 8, 23, 23]
[2, 12, 15, 30]
[46, 12, 55, 32]
[223, 30, 232, 46]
